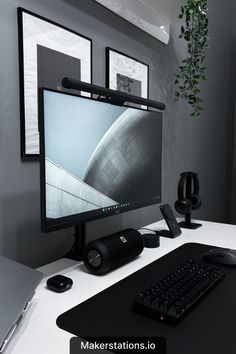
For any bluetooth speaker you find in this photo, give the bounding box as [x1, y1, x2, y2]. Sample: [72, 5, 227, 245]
[83, 228, 144, 275]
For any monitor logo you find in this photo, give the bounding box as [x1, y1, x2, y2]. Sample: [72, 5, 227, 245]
[120, 236, 127, 243]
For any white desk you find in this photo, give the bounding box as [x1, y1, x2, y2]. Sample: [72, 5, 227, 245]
[5, 220, 236, 354]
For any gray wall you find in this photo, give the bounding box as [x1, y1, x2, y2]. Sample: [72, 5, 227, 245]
[0, 0, 233, 267]
[226, 3, 236, 224]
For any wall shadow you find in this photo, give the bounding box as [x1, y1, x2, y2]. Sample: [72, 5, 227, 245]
[61, 0, 164, 49]
[1, 191, 73, 267]
[226, 32, 236, 224]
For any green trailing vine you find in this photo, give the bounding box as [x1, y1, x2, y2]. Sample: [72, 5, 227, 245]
[175, 0, 209, 117]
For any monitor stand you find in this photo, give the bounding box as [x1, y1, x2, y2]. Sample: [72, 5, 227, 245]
[178, 213, 202, 230]
[65, 224, 86, 261]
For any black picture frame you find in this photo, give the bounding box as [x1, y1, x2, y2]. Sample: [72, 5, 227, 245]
[106, 47, 149, 104]
[17, 7, 93, 160]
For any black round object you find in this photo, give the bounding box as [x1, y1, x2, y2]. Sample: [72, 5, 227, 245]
[175, 198, 192, 215]
[142, 233, 160, 248]
[46, 275, 73, 293]
[191, 194, 202, 210]
[87, 249, 102, 268]
[83, 228, 144, 275]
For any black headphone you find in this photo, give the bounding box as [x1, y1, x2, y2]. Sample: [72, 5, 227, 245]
[175, 172, 201, 215]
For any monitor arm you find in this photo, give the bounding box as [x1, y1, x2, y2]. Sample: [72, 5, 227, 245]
[65, 224, 86, 261]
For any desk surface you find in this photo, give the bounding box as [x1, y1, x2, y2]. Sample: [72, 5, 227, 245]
[5, 220, 236, 354]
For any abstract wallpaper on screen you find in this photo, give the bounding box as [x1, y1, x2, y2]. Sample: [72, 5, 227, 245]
[44, 92, 161, 219]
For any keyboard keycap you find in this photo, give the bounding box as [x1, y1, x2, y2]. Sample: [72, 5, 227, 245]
[133, 259, 225, 325]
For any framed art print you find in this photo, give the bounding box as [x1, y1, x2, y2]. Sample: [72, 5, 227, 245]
[18, 8, 92, 159]
[106, 47, 149, 106]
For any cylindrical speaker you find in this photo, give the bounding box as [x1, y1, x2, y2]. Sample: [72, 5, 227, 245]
[83, 228, 144, 275]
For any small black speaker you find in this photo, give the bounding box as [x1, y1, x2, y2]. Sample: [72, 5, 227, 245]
[83, 229, 144, 275]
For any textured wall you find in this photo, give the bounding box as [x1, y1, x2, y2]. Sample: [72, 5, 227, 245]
[227, 4, 236, 224]
[0, 0, 233, 267]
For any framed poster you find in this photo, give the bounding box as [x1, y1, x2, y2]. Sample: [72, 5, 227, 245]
[18, 7, 92, 159]
[106, 47, 149, 107]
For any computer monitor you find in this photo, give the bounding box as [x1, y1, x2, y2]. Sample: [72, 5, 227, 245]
[39, 88, 162, 256]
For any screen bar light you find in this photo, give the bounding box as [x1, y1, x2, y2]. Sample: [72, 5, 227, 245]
[62, 78, 166, 111]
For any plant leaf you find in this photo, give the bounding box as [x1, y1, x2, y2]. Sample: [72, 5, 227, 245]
[174, 0, 209, 118]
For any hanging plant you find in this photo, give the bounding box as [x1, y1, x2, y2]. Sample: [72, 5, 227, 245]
[175, 0, 209, 117]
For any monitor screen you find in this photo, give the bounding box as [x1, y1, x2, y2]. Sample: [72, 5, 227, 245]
[39, 89, 162, 231]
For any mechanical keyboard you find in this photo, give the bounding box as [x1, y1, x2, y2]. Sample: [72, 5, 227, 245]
[133, 259, 225, 325]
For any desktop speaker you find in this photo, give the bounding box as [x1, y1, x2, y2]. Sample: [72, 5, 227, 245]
[83, 229, 144, 275]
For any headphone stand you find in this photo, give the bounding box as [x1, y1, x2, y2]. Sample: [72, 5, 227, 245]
[178, 213, 202, 230]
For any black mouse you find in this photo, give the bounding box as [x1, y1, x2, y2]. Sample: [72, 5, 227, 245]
[203, 248, 236, 266]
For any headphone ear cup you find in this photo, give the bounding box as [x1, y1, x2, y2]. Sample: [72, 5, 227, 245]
[191, 194, 201, 210]
[175, 198, 192, 215]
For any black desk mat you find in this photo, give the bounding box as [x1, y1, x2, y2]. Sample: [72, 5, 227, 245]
[57, 243, 236, 354]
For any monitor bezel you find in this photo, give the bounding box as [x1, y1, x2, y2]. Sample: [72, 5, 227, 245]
[39, 88, 162, 232]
